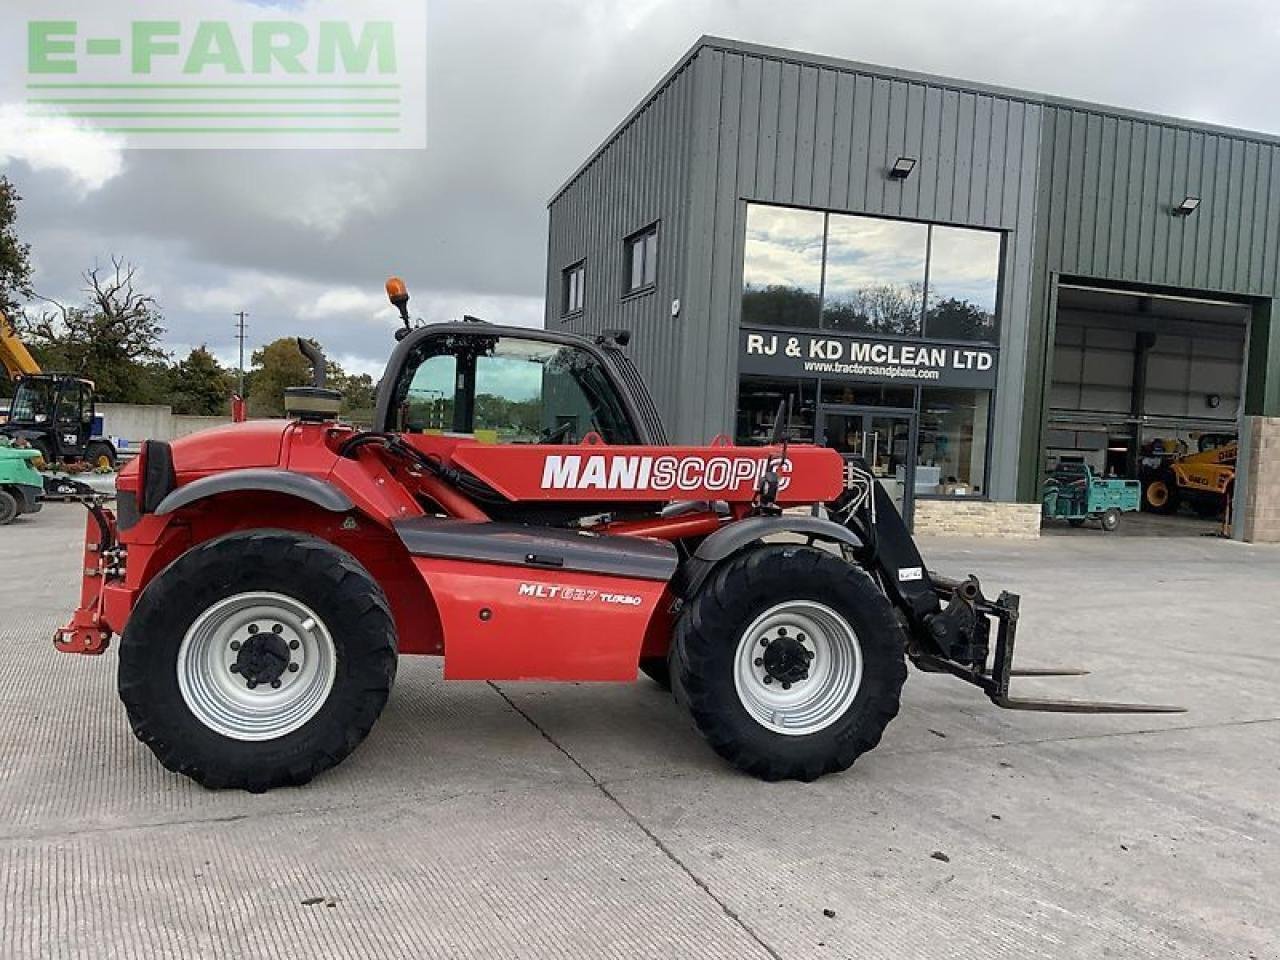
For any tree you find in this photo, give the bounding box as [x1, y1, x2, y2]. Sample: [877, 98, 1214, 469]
[248, 337, 313, 417]
[168, 346, 233, 416]
[331, 369, 377, 423]
[824, 282, 924, 336]
[0, 177, 33, 317]
[741, 284, 821, 328]
[20, 258, 167, 402]
[924, 297, 995, 341]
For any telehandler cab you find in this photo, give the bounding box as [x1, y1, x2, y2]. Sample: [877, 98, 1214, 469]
[56, 279, 1181, 792]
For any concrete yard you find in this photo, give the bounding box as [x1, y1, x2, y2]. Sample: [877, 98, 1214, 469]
[1, 503, 1276, 959]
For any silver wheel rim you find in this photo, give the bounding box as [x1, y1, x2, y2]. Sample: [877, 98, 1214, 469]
[733, 601, 863, 736]
[177, 592, 337, 741]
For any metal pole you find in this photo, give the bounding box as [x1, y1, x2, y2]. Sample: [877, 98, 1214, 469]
[234, 311, 249, 397]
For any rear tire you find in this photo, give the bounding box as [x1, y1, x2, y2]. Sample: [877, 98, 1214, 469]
[1143, 475, 1178, 514]
[118, 530, 397, 792]
[672, 545, 906, 781]
[1100, 508, 1121, 532]
[0, 490, 17, 525]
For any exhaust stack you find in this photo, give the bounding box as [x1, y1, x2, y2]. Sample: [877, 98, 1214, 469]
[284, 338, 342, 422]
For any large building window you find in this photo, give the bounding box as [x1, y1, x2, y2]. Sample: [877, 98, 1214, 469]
[924, 226, 1001, 342]
[735, 376, 817, 445]
[916, 388, 991, 496]
[624, 224, 658, 293]
[820, 382, 916, 408]
[740, 202, 1002, 342]
[822, 214, 927, 336]
[741, 205, 824, 328]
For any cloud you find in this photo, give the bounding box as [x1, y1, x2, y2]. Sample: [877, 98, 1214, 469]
[0, 104, 125, 192]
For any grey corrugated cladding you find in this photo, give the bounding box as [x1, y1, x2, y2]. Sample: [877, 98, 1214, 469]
[546, 56, 697, 427]
[548, 36, 1280, 500]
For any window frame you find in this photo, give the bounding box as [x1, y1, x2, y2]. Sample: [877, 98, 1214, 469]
[561, 259, 585, 319]
[912, 386, 995, 501]
[739, 201, 1005, 346]
[623, 222, 659, 296]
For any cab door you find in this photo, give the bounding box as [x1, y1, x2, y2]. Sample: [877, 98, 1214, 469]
[53, 380, 93, 459]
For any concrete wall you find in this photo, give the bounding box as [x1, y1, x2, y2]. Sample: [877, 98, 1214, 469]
[1238, 416, 1280, 542]
[96, 403, 230, 450]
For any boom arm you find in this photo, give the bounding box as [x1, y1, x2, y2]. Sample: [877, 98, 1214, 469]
[0, 312, 41, 379]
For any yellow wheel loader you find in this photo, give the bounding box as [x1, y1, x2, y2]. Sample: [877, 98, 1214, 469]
[1141, 434, 1236, 518]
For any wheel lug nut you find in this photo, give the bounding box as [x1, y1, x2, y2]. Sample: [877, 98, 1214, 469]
[763, 676, 773, 685]
[782, 682, 791, 690]
[289, 640, 299, 651]
[246, 680, 257, 690]
[778, 628, 787, 637]
[271, 624, 283, 634]
[248, 624, 259, 635]
[230, 641, 241, 651]
[229, 663, 240, 674]
[271, 679, 282, 689]
[288, 663, 299, 673]
[760, 639, 769, 647]
[804, 650, 814, 660]
[754, 657, 764, 667]
[797, 633, 806, 642]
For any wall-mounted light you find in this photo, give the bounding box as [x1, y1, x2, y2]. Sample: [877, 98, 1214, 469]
[1173, 196, 1201, 217]
[888, 156, 917, 181]
[1206, 393, 1221, 409]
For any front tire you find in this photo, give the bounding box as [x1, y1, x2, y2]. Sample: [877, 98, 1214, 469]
[0, 489, 17, 525]
[84, 440, 117, 470]
[1143, 475, 1178, 514]
[672, 545, 906, 781]
[118, 530, 397, 792]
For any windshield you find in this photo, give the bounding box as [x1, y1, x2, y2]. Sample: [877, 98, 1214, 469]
[393, 334, 639, 445]
[8, 379, 55, 424]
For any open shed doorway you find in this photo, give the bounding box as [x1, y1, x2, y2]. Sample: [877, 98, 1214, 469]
[1045, 283, 1247, 536]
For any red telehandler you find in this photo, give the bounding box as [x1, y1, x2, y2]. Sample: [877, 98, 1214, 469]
[55, 279, 1180, 792]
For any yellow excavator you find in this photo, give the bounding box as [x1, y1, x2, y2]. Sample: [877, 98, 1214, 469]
[1141, 434, 1236, 519]
[1, 312, 117, 468]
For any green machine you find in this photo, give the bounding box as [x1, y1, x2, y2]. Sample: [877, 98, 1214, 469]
[0, 442, 43, 525]
[1042, 462, 1140, 532]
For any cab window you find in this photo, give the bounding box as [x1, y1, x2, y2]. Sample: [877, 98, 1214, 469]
[402, 355, 457, 433]
[56, 383, 86, 428]
[394, 334, 638, 445]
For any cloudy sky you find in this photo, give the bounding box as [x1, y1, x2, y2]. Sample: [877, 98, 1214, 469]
[2, 0, 1278, 377]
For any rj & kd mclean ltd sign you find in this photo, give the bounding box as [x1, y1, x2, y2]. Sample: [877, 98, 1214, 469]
[739, 329, 998, 390]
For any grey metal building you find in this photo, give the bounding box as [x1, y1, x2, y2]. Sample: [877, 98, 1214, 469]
[546, 36, 1280, 535]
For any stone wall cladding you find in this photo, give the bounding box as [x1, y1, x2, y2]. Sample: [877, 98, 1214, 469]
[913, 500, 1042, 539]
[1242, 416, 1280, 543]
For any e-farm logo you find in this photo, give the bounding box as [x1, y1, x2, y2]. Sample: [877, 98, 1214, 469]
[11, 1, 427, 150]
